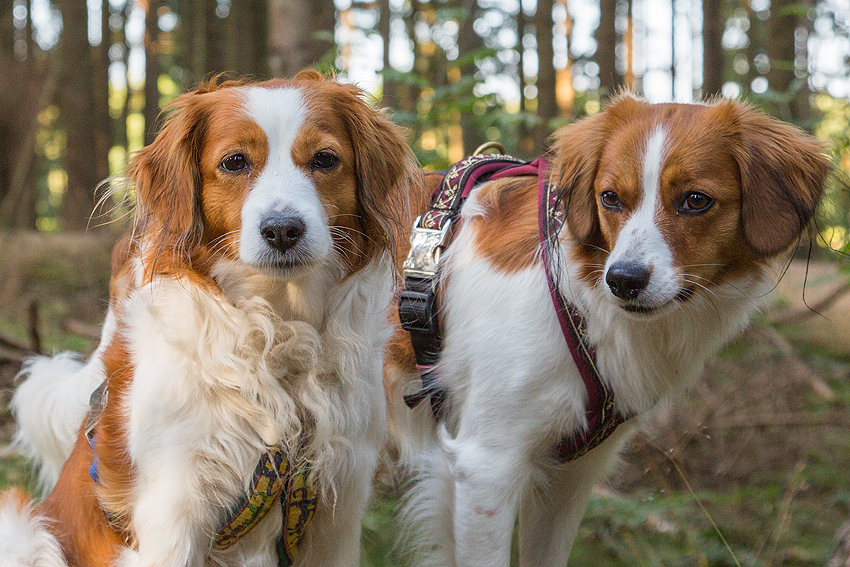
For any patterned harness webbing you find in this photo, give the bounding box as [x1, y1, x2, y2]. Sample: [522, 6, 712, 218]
[535, 159, 630, 461]
[399, 153, 631, 463]
[85, 383, 316, 565]
[213, 446, 317, 567]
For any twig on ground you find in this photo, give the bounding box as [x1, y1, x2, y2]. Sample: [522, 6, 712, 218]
[757, 326, 836, 401]
[28, 300, 41, 354]
[770, 282, 850, 325]
[62, 318, 102, 340]
[706, 413, 850, 429]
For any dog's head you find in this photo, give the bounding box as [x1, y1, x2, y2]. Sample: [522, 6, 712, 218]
[129, 71, 415, 281]
[551, 96, 829, 316]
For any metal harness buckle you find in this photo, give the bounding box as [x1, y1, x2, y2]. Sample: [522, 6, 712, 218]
[399, 216, 452, 334]
[402, 216, 452, 278]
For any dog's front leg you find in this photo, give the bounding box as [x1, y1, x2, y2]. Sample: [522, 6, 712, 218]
[517, 423, 635, 567]
[118, 445, 231, 567]
[295, 445, 380, 567]
[443, 427, 527, 567]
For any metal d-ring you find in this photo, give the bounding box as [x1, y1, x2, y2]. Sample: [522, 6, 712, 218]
[472, 141, 506, 156]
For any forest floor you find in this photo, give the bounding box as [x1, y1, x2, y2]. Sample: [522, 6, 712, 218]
[1, 230, 848, 567]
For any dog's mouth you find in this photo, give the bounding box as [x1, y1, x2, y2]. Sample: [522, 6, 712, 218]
[619, 286, 696, 316]
[253, 248, 317, 276]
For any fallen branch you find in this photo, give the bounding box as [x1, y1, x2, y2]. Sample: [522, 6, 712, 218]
[828, 522, 850, 567]
[0, 332, 33, 355]
[0, 344, 30, 364]
[770, 282, 850, 325]
[62, 318, 101, 340]
[756, 326, 836, 401]
[706, 412, 850, 430]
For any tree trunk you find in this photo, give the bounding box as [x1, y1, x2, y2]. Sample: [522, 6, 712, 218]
[767, 0, 812, 125]
[267, 0, 335, 78]
[144, 0, 161, 145]
[379, 0, 395, 106]
[56, 0, 101, 230]
[624, 0, 636, 90]
[95, 0, 110, 182]
[597, 0, 618, 96]
[189, 0, 207, 84]
[250, 0, 269, 76]
[702, 0, 723, 97]
[225, 0, 267, 77]
[766, 0, 795, 94]
[517, 3, 533, 155]
[556, 0, 575, 116]
[205, 0, 226, 74]
[670, 0, 676, 98]
[535, 0, 557, 153]
[457, 0, 485, 155]
[114, 5, 129, 153]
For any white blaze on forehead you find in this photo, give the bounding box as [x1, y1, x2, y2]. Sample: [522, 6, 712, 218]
[605, 125, 680, 307]
[244, 87, 307, 158]
[238, 86, 333, 268]
[638, 125, 666, 220]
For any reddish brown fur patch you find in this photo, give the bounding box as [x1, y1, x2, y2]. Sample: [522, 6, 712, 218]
[299, 79, 418, 274]
[649, 104, 762, 288]
[198, 110, 269, 261]
[89, 333, 137, 542]
[37, 333, 138, 564]
[40, 431, 126, 567]
[721, 101, 830, 257]
[470, 177, 541, 273]
[108, 234, 135, 303]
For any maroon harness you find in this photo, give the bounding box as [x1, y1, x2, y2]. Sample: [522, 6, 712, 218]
[398, 153, 629, 463]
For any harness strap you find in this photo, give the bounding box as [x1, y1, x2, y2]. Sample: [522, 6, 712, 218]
[400, 153, 631, 463]
[536, 162, 630, 462]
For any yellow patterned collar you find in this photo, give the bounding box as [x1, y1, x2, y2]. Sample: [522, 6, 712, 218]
[214, 446, 317, 565]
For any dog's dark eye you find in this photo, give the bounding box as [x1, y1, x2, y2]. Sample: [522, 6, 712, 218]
[310, 151, 340, 171]
[220, 154, 249, 173]
[600, 190, 622, 211]
[679, 192, 714, 214]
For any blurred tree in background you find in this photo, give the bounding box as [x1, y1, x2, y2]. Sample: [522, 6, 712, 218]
[0, 0, 848, 252]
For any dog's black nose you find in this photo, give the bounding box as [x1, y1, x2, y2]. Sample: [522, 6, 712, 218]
[606, 263, 651, 300]
[260, 214, 305, 253]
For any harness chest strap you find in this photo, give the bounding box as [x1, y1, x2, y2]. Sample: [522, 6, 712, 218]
[85, 381, 316, 565]
[398, 154, 631, 463]
[535, 160, 630, 460]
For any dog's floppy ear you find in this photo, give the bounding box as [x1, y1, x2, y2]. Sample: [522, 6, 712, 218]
[337, 87, 417, 264]
[128, 90, 208, 256]
[128, 89, 206, 253]
[551, 95, 642, 244]
[293, 68, 324, 82]
[718, 100, 830, 257]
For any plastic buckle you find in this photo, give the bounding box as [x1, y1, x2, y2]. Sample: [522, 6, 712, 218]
[398, 285, 436, 333]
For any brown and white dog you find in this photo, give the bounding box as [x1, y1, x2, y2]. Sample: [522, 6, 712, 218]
[2, 71, 416, 566]
[384, 96, 829, 566]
